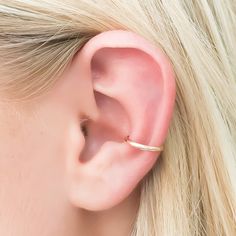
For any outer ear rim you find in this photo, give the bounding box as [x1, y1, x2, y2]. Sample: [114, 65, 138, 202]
[78, 30, 176, 144]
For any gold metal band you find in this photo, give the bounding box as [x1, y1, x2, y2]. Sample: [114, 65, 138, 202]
[124, 136, 164, 152]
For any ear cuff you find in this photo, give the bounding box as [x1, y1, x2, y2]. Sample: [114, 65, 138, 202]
[124, 135, 164, 152]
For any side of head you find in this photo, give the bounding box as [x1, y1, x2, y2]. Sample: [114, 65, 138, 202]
[0, 1, 235, 236]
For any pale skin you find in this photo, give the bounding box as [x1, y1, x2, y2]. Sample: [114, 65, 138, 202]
[0, 30, 176, 236]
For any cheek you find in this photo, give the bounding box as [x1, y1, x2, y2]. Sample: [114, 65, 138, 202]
[0, 111, 69, 215]
[0, 98, 85, 218]
[0, 117, 61, 179]
[0, 120, 77, 231]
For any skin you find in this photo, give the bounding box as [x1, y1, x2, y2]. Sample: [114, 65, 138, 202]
[0, 30, 176, 236]
[0, 90, 140, 236]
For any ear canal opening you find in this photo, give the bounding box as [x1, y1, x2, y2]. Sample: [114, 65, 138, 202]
[79, 91, 130, 163]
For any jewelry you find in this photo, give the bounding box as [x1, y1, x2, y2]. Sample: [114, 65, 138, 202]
[124, 135, 164, 152]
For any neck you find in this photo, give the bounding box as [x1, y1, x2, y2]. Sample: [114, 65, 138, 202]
[77, 186, 141, 236]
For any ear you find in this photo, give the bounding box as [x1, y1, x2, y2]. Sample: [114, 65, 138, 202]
[66, 30, 176, 211]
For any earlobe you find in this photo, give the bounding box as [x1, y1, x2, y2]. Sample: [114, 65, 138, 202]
[66, 30, 176, 211]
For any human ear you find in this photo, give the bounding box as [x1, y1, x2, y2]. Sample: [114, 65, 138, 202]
[66, 30, 176, 211]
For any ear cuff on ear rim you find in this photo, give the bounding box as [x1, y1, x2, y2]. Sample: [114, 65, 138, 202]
[124, 135, 164, 152]
[80, 118, 164, 152]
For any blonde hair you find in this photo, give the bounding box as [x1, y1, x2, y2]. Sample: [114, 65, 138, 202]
[1, 0, 236, 235]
